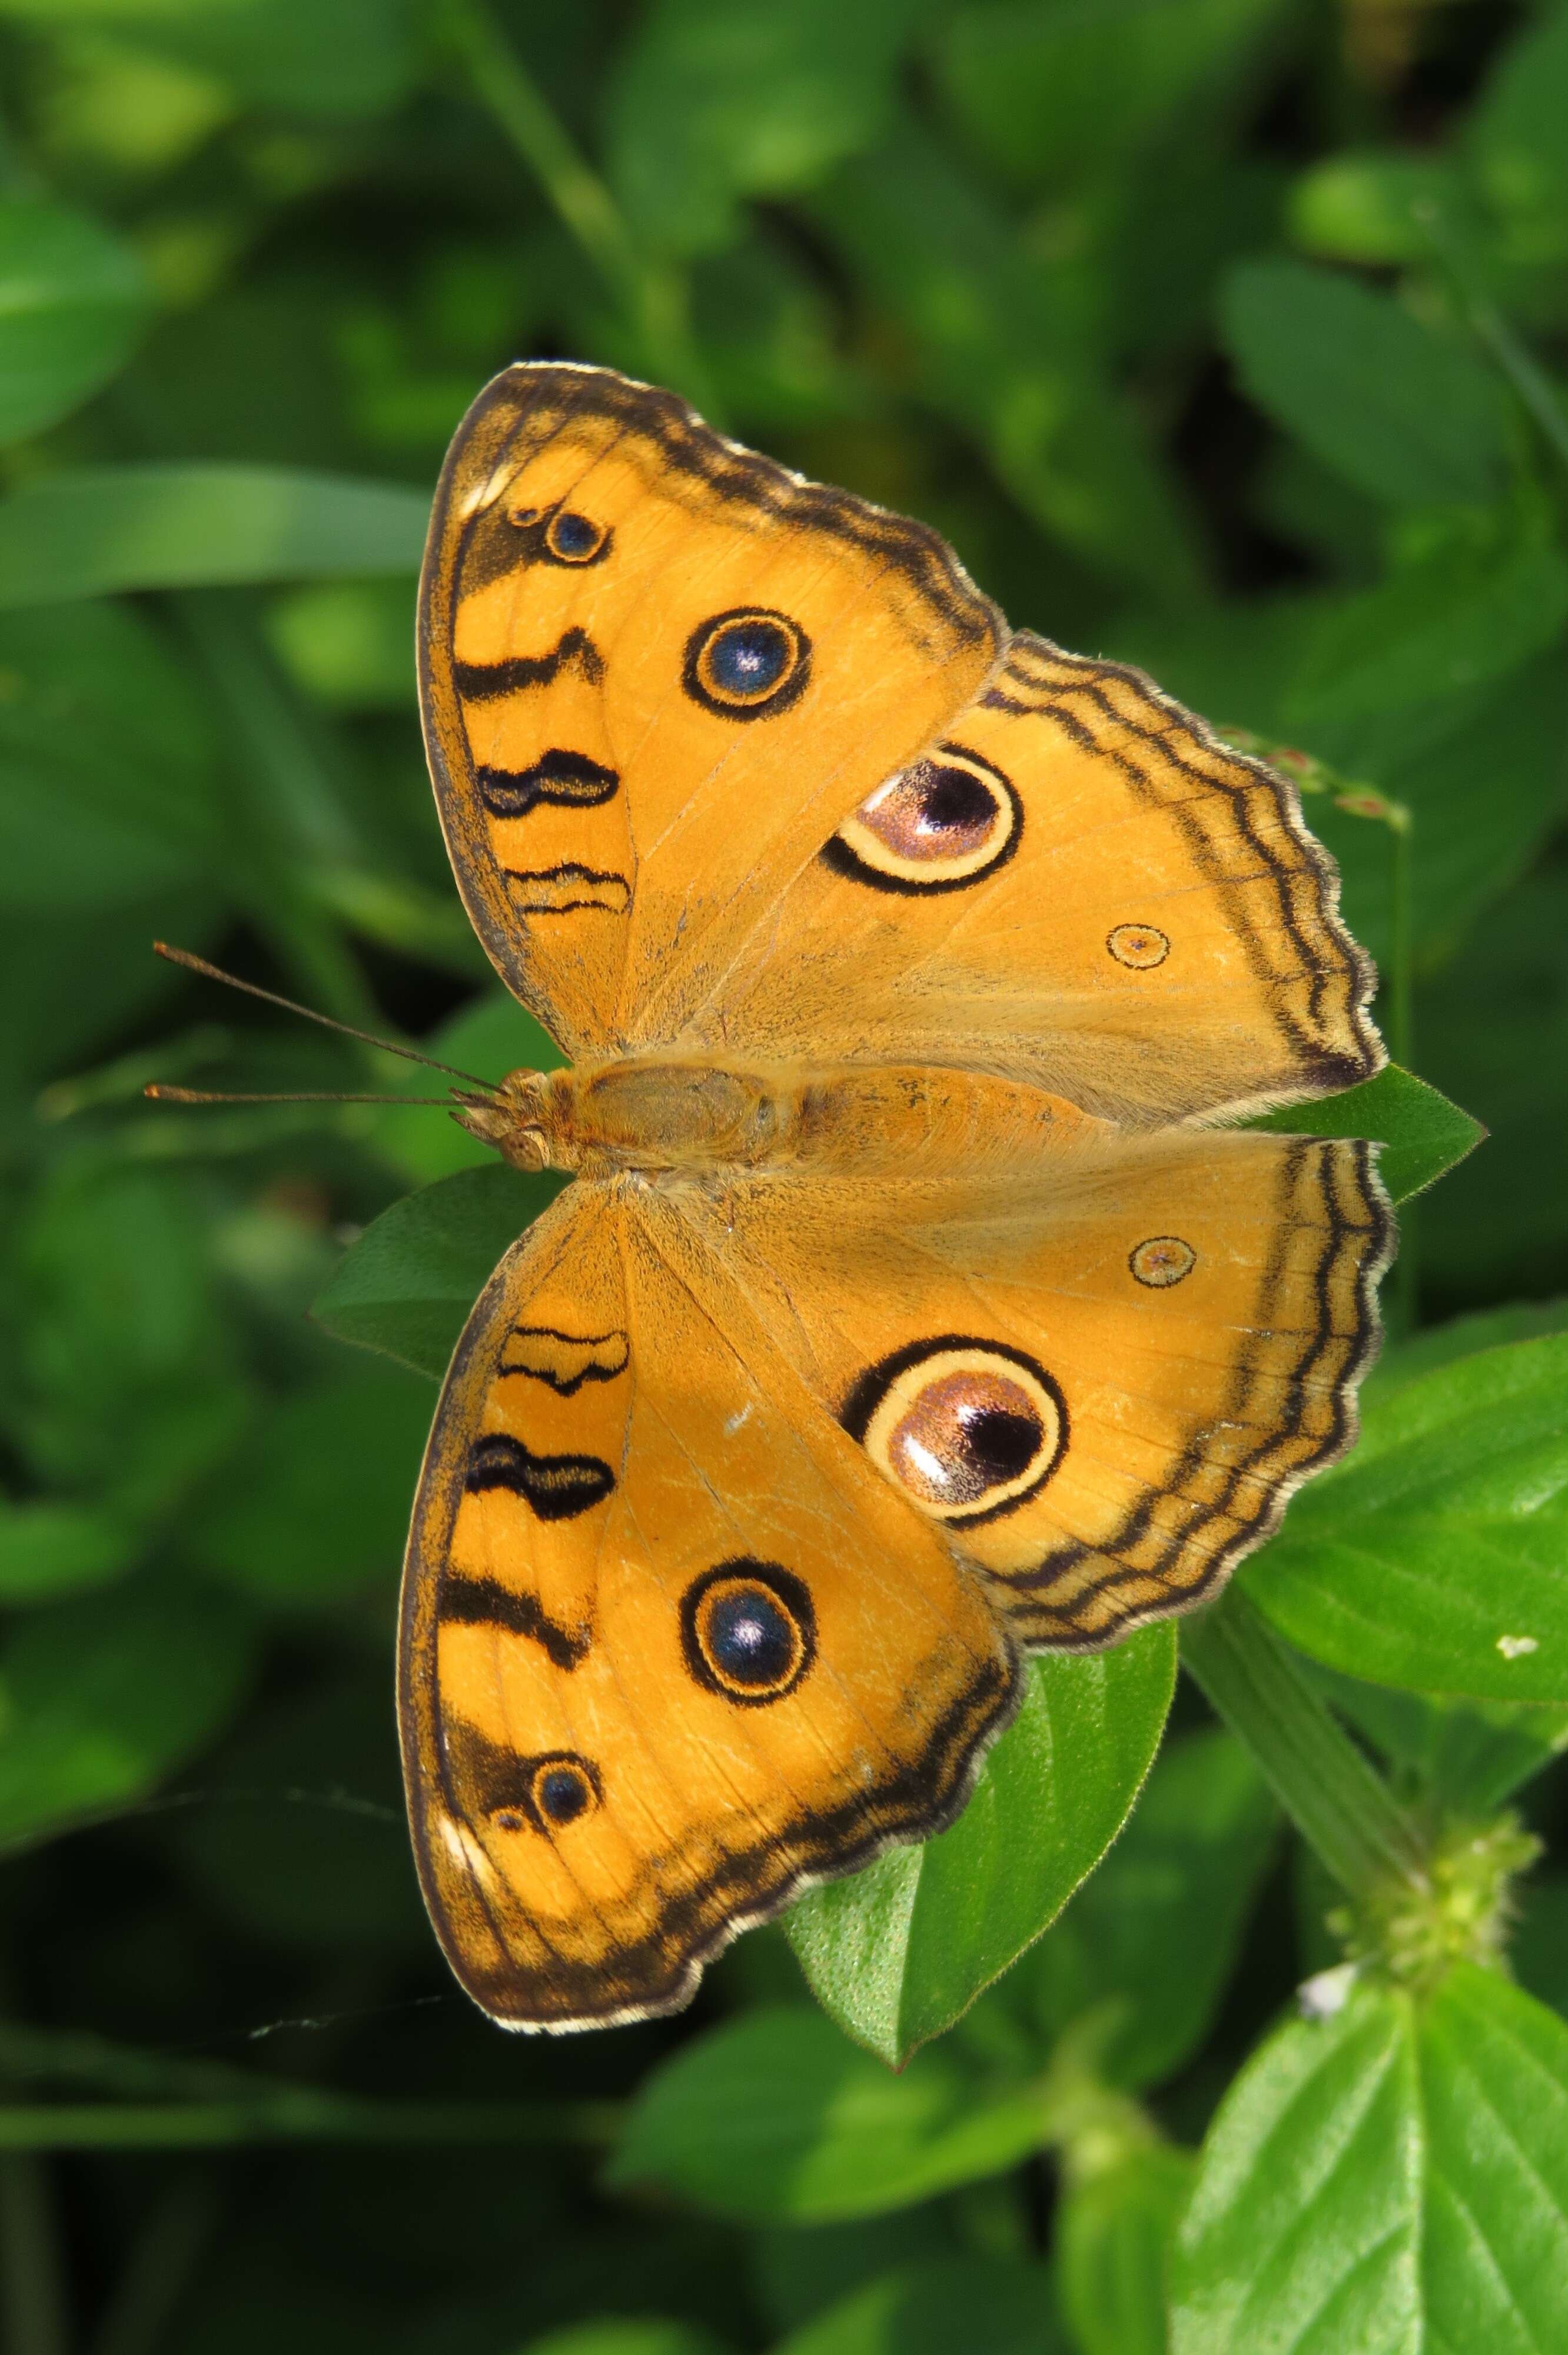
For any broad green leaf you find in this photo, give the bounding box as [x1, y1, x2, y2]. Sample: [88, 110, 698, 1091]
[311, 1165, 565, 1379]
[365, 991, 564, 1186]
[1245, 1336, 1568, 1703]
[519, 2324, 733, 2355]
[0, 1501, 134, 1604]
[1363, 1299, 1568, 1408]
[936, 0, 1287, 197]
[788, 1631, 1175, 2066]
[0, 1578, 255, 1849]
[0, 0, 420, 118]
[1057, 2147, 1195, 2355]
[185, 1364, 432, 1604]
[1171, 1978, 1423, 2354]
[1221, 260, 1506, 510]
[0, 601, 224, 911]
[1001, 1730, 1276, 2093]
[1311, 1664, 1568, 1814]
[775, 2258, 1065, 2355]
[606, 0, 916, 257]
[0, 195, 150, 443]
[0, 465, 428, 609]
[1245, 1064, 1481, 1205]
[607, 2006, 1049, 2223]
[1285, 539, 1568, 729]
[1175, 1966, 1568, 2351]
[1469, 4, 1568, 266]
[1417, 1966, 1568, 2346]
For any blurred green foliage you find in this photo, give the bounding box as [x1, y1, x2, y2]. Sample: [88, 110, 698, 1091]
[1, 2, 1566, 2351]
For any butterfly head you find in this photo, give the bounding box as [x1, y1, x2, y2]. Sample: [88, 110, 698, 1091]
[451, 1067, 556, 1172]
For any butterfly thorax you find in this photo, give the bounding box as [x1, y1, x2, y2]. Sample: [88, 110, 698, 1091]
[457, 1056, 1105, 1179]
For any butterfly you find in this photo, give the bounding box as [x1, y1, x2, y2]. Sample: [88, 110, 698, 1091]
[400, 361, 1390, 2033]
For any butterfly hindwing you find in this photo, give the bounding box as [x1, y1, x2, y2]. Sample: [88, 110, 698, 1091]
[666, 1130, 1391, 1648]
[399, 1181, 1017, 2030]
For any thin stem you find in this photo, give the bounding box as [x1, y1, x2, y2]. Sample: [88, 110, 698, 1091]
[0, 2096, 617, 2151]
[446, 0, 720, 417]
[1181, 1586, 1428, 1903]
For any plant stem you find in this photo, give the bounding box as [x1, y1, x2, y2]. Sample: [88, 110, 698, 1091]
[1181, 1586, 1428, 1903]
[446, 0, 720, 417]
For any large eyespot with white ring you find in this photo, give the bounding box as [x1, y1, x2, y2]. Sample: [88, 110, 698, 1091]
[682, 609, 811, 719]
[843, 1337, 1067, 1526]
[825, 747, 1021, 894]
[680, 1560, 815, 1705]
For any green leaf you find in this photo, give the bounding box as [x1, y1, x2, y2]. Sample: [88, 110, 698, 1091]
[364, 990, 564, 1186]
[0, 465, 429, 609]
[1174, 1966, 1568, 2351]
[0, 0, 420, 119]
[774, 2257, 1065, 2355]
[607, 2007, 1049, 2223]
[1221, 260, 1506, 510]
[1363, 1299, 1568, 1409]
[1005, 1730, 1277, 2093]
[1289, 151, 1469, 268]
[0, 1501, 134, 1604]
[1245, 1064, 1482, 1205]
[1469, 5, 1568, 266]
[1285, 538, 1568, 730]
[936, 0, 1287, 198]
[606, 0, 917, 257]
[0, 194, 150, 443]
[1171, 1977, 1423, 2354]
[519, 2324, 733, 2355]
[312, 1165, 565, 1379]
[786, 1631, 1175, 2067]
[185, 1363, 433, 1605]
[0, 600, 224, 912]
[1245, 1335, 1568, 1704]
[1308, 1663, 1568, 1813]
[1057, 2147, 1195, 2355]
[0, 1578, 255, 1849]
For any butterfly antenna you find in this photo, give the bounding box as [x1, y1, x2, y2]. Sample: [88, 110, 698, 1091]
[144, 1086, 484, 1106]
[151, 943, 497, 1089]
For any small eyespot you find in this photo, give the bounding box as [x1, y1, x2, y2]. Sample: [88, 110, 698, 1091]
[683, 609, 811, 720]
[1108, 923, 1170, 969]
[843, 1338, 1067, 1526]
[681, 1560, 815, 1705]
[490, 1752, 601, 1835]
[545, 509, 609, 564]
[826, 747, 1021, 894]
[1130, 1236, 1196, 1288]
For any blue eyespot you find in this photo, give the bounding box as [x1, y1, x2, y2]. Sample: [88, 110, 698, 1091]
[544, 509, 609, 563]
[527, 1754, 599, 1827]
[683, 609, 811, 720]
[682, 1560, 815, 1704]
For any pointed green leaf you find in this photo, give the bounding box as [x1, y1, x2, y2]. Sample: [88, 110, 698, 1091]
[1245, 1064, 1482, 1204]
[787, 1630, 1175, 2065]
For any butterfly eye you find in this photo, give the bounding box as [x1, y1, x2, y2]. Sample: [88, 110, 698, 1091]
[843, 1339, 1068, 1526]
[682, 1560, 815, 1704]
[826, 748, 1021, 893]
[1130, 1235, 1197, 1288]
[683, 609, 811, 719]
[1108, 922, 1170, 969]
[544, 509, 609, 563]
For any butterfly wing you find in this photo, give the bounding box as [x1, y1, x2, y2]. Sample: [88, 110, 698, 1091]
[666, 1129, 1392, 1648]
[680, 634, 1381, 1123]
[419, 363, 1001, 1057]
[398, 1180, 1016, 2030]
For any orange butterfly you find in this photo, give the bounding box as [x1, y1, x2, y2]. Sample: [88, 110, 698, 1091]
[399, 364, 1388, 2031]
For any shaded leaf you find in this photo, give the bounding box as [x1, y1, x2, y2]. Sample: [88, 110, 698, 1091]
[0, 0, 421, 118]
[312, 1165, 565, 1379]
[0, 194, 149, 442]
[775, 2257, 1064, 2355]
[607, 2007, 1049, 2223]
[0, 465, 429, 609]
[1058, 2147, 1194, 2355]
[1222, 260, 1506, 509]
[788, 1633, 1175, 2067]
[0, 1500, 134, 1605]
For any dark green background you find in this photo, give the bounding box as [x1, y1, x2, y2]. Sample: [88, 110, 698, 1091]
[1, 4, 1566, 2351]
